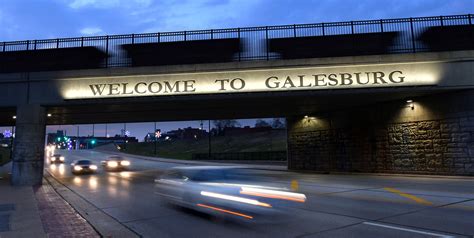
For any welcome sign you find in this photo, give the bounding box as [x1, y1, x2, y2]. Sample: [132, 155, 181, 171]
[61, 61, 441, 99]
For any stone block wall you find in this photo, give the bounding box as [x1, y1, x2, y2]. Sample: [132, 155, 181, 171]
[287, 91, 474, 175]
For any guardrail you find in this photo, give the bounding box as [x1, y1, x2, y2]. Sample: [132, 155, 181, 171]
[192, 151, 287, 161]
[1, 14, 472, 69]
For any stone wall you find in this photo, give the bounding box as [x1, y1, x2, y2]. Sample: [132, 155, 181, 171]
[287, 91, 474, 175]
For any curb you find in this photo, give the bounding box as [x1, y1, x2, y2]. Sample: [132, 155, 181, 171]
[44, 172, 141, 238]
[94, 149, 288, 171]
[95, 148, 473, 179]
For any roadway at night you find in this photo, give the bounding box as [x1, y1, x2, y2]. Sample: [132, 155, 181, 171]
[46, 150, 474, 238]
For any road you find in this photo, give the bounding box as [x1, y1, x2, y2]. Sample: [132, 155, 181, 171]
[46, 150, 474, 238]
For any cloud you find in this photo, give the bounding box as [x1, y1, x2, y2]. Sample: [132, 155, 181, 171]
[1, 0, 473, 42]
[80, 27, 103, 35]
[68, 0, 152, 9]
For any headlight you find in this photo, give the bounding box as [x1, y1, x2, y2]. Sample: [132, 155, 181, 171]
[51, 158, 56, 161]
[120, 160, 130, 166]
[60, 157, 65, 161]
[74, 165, 83, 171]
[90, 165, 98, 170]
[107, 161, 118, 167]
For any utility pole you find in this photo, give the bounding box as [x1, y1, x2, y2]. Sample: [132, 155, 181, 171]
[154, 122, 157, 156]
[76, 125, 80, 150]
[123, 123, 127, 150]
[208, 120, 211, 159]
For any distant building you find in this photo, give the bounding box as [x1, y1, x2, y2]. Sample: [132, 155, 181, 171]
[162, 127, 208, 140]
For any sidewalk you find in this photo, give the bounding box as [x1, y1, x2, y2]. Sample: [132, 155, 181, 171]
[0, 176, 99, 238]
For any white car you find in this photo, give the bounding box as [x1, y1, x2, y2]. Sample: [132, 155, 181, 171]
[49, 154, 65, 164]
[155, 166, 306, 222]
[101, 155, 131, 171]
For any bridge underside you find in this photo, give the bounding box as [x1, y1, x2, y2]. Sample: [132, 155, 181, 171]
[42, 86, 449, 125]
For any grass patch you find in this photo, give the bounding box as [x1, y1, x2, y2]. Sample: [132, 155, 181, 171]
[121, 130, 287, 160]
[0, 147, 11, 166]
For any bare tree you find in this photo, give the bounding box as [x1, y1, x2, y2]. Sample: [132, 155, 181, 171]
[272, 118, 286, 128]
[212, 120, 240, 135]
[255, 119, 271, 128]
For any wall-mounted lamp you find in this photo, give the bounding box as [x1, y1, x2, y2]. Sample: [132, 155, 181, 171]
[12, 115, 16, 119]
[47, 113, 52, 117]
[303, 115, 316, 123]
[406, 99, 414, 110]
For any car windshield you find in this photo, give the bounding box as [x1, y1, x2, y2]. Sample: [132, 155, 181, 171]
[76, 160, 92, 165]
[109, 156, 123, 160]
[53, 154, 61, 157]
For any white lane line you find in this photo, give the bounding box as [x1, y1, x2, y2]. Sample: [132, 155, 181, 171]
[362, 222, 456, 238]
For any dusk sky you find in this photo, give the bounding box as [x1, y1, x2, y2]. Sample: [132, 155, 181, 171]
[1, 0, 472, 140]
[1, 0, 472, 41]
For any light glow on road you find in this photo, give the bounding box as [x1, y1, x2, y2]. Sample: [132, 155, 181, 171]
[200, 191, 272, 208]
[197, 204, 253, 219]
[58, 164, 65, 176]
[89, 177, 98, 189]
[73, 177, 82, 185]
[108, 176, 118, 185]
[119, 171, 131, 178]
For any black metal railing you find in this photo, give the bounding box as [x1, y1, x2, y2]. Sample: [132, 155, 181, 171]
[0, 14, 473, 69]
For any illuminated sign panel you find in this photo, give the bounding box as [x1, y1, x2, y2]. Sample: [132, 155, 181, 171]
[62, 62, 440, 99]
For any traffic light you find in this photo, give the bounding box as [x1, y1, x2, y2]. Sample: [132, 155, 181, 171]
[91, 139, 96, 145]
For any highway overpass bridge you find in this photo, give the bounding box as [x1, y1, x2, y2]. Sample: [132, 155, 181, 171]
[1, 14, 473, 185]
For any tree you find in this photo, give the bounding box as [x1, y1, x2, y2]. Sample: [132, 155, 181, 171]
[212, 120, 240, 135]
[272, 118, 286, 129]
[255, 119, 271, 128]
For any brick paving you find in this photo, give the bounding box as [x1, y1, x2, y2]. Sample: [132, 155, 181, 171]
[34, 180, 100, 238]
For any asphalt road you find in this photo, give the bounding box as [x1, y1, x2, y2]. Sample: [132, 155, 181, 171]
[46, 150, 474, 238]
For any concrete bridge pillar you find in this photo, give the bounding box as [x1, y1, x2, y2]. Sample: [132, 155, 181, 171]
[11, 104, 46, 186]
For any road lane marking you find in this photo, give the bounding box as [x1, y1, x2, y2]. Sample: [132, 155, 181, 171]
[384, 187, 433, 205]
[291, 179, 299, 191]
[362, 222, 455, 238]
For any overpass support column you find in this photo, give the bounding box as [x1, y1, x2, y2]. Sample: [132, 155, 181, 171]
[11, 104, 46, 186]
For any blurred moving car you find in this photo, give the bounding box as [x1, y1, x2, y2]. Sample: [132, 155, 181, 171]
[49, 154, 65, 164]
[155, 166, 306, 222]
[71, 160, 98, 174]
[101, 155, 131, 171]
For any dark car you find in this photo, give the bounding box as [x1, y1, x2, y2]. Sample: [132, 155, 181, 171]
[101, 155, 131, 171]
[49, 154, 65, 164]
[71, 160, 98, 175]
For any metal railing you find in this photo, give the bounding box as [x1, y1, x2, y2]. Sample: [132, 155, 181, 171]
[1, 14, 473, 68]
